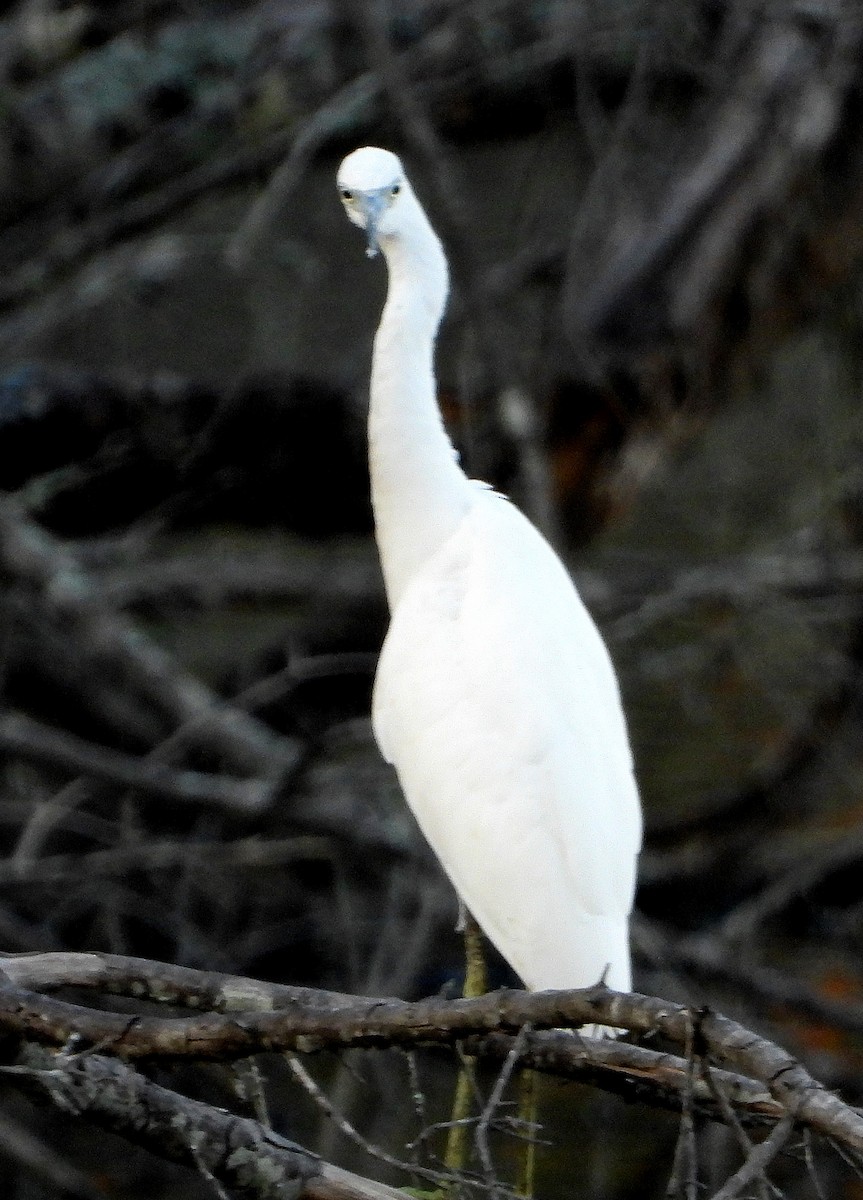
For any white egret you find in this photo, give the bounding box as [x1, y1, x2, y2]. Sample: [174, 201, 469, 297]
[337, 146, 641, 1022]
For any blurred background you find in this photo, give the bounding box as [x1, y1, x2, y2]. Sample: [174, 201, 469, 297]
[1, 0, 863, 1196]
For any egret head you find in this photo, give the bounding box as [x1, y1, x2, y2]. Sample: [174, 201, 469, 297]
[337, 147, 408, 258]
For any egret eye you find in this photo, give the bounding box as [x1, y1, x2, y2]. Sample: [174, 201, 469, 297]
[391, 183, 401, 196]
[341, 188, 354, 202]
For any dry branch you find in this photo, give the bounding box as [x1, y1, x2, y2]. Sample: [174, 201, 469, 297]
[0, 496, 298, 803]
[709, 1110, 796, 1200]
[94, 544, 381, 612]
[573, 3, 862, 353]
[0, 952, 860, 1160]
[0, 1104, 104, 1200]
[0, 834, 331, 886]
[0, 711, 272, 812]
[2, 1046, 404, 1200]
[638, 917, 863, 1037]
[85, 540, 863, 629]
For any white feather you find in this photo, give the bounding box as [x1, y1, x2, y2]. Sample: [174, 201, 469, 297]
[373, 486, 641, 994]
[338, 146, 642, 1026]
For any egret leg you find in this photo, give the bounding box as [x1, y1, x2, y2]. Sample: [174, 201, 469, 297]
[462, 909, 488, 999]
[516, 1067, 538, 1199]
[443, 911, 487, 1176]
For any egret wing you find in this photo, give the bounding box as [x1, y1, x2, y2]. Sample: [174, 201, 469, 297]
[373, 489, 640, 990]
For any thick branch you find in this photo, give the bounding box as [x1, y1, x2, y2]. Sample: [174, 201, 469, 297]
[3, 1047, 403, 1200]
[0, 955, 859, 1157]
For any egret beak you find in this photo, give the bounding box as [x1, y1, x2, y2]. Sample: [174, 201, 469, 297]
[358, 191, 389, 258]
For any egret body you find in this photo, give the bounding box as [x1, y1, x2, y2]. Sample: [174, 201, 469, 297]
[337, 147, 641, 1008]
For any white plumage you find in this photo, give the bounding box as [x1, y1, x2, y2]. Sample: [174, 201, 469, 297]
[338, 146, 641, 1005]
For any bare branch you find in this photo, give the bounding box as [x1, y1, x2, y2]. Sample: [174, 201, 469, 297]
[0, 496, 298, 798]
[0, 835, 331, 887]
[474, 1023, 533, 1197]
[573, 6, 861, 351]
[637, 916, 863, 1036]
[0, 954, 859, 1161]
[0, 712, 272, 812]
[700, 1060, 777, 1200]
[708, 1111, 796, 1200]
[666, 1013, 699, 1200]
[1, 1047, 404, 1200]
[286, 1054, 462, 1194]
[227, 71, 380, 271]
[0, 1106, 104, 1200]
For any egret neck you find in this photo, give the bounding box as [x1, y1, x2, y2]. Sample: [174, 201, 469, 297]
[369, 203, 471, 609]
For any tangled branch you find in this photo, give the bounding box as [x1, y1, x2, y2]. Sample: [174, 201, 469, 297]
[1, 951, 861, 1175]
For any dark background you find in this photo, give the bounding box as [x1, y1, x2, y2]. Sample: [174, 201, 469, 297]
[1, 1, 863, 1196]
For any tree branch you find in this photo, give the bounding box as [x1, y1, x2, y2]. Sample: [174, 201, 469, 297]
[2, 1046, 404, 1200]
[0, 712, 272, 813]
[0, 496, 298, 799]
[0, 953, 860, 1160]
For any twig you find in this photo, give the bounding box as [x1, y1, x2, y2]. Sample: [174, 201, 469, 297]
[188, 1138, 234, 1200]
[708, 1111, 795, 1200]
[574, 7, 861, 348]
[93, 545, 382, 611]
[0, 1106, 104, 1200]
[607, 546, 863, 641]
[0, 128, 292, 320]
[286, 1053, 461, 1193]
[232, 1059, 272, 1129]
[0, 496, 298, 794]
[639, 916, 863, 1036]
[803, 1128, 829, 1200]
[0, 712, 274, 813]
[0, 834, 331, 886]
[9, 778, 98, 875]
[826, 1134, 863, 1177]
[402, 1049, 428, 1169]
[666, 1013, 698, 1199]
[700, 1060, 778, 1200]
[227, 71, 380, 270]
[713, 825, 863, 943]
[474, 1023, 532, 1198]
